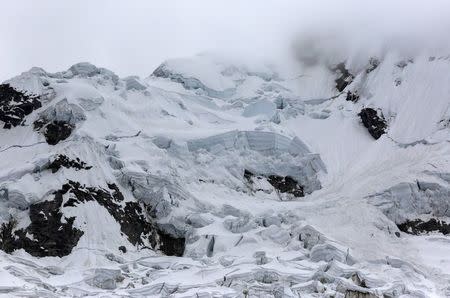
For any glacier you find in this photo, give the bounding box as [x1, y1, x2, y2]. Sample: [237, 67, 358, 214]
[0, 51, 449, 297]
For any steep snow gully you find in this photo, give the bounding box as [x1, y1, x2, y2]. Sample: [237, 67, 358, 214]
[0, 53, 449, 297]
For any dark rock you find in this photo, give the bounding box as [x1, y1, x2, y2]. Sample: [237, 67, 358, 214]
[267, 175, 304, 197]
[59, 181, 186, 255]
[397, 218, 450, 235]
[24, 196, 83, 257]
[46, 155, 92, 173]
[346, 91, 360, 102]
[1, 180, 186, 257]
[0, 84, 41, 129]
[39, 121, 74, 145]
[344, 290, 377, 298]
[0, 216, 17, 253]
[157, 228, 185, 257]
[61, 181, 157, 247]
[358, 108, 387, 140]
[118, 246, 127, 253]
[0, 194, 83, 257]
[33, 99, 85, 145]
[332, 63, 354, 92]
[351, 273, 367, 288]
[245, 169, 304, 197]
[244, 169, 254, 180]
[206, 235, 215, 257]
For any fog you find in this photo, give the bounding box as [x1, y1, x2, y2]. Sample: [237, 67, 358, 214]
[1, 0, 450, 81]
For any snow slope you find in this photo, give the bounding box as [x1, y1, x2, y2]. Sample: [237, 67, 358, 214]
[0, 52, 449, 297]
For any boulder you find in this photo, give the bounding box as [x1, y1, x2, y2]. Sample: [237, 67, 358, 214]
[358, 108, 387, 140]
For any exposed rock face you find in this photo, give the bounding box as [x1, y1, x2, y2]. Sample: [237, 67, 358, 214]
[61, 181, 157, 247]
[33, 99, 85, 145]
[40, 121, 74, 145]
[344, 289, 378, 298]
[346, 91, 360, 102]
[397, 218, 450, 235]
[267, 175, 304, 197]
[245, 169, 304, 198]
[0, 181, 186, 257]
[157, 228, 186, 257]
[332, 63, 354, 92]
[0, 194, 83, 257]
[358, 108, 387, 139]
[0, 84, 41, 129]
[0, 217, 17, 253]
[46, 155, 92, 173]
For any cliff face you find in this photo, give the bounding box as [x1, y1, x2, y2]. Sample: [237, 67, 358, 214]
[0, 53, 449, 297]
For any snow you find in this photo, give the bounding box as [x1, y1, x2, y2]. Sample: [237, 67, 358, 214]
[0, 51, 449, 297]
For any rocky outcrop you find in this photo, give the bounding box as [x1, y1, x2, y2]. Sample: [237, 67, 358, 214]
[0, 84, 41, 129]
[346, 91, 360, 102]
[156, 226, 186, 257]
[61, 181, 157, 247]
[39, 121, 74, 145]
[358, 108, 387, 139]
[34, 99, 85, 145]
[369, 180, 450, 236]
[244, 169, 304, 198]
[0, 194, 83, 257]
[397, 218, 450, 235]
[344, 289, 378, 298]
[45, 154, 92, 173]
[0, 181, 186, 257]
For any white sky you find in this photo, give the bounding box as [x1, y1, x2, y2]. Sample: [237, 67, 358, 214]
[1, 0, 450, 82]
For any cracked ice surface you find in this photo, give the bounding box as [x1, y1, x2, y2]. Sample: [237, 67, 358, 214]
[0, 53, 449, 297]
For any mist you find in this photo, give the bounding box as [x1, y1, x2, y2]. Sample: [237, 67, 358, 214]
[1, 0, 450, 82]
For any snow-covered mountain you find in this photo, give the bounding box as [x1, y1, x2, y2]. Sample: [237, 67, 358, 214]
[0, 51, 449, 297]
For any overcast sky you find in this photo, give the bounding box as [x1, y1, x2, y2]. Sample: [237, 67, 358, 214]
[2, 0, 450, 82]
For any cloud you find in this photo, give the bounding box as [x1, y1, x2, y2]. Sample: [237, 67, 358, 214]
[1, 0, 449, 82]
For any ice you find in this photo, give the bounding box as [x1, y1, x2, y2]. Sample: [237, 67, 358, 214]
[85, 268, 124, 290]
[76, 96, 104, 111]
[123, 76, 147, 91]
[368, 181, 450, 223]
[0, 51, 449, 297]
[242, 99, 276, 118]
[37, 98, 86, 126]
[187, 130, 312, 156]
[67, 62, 99, 77]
